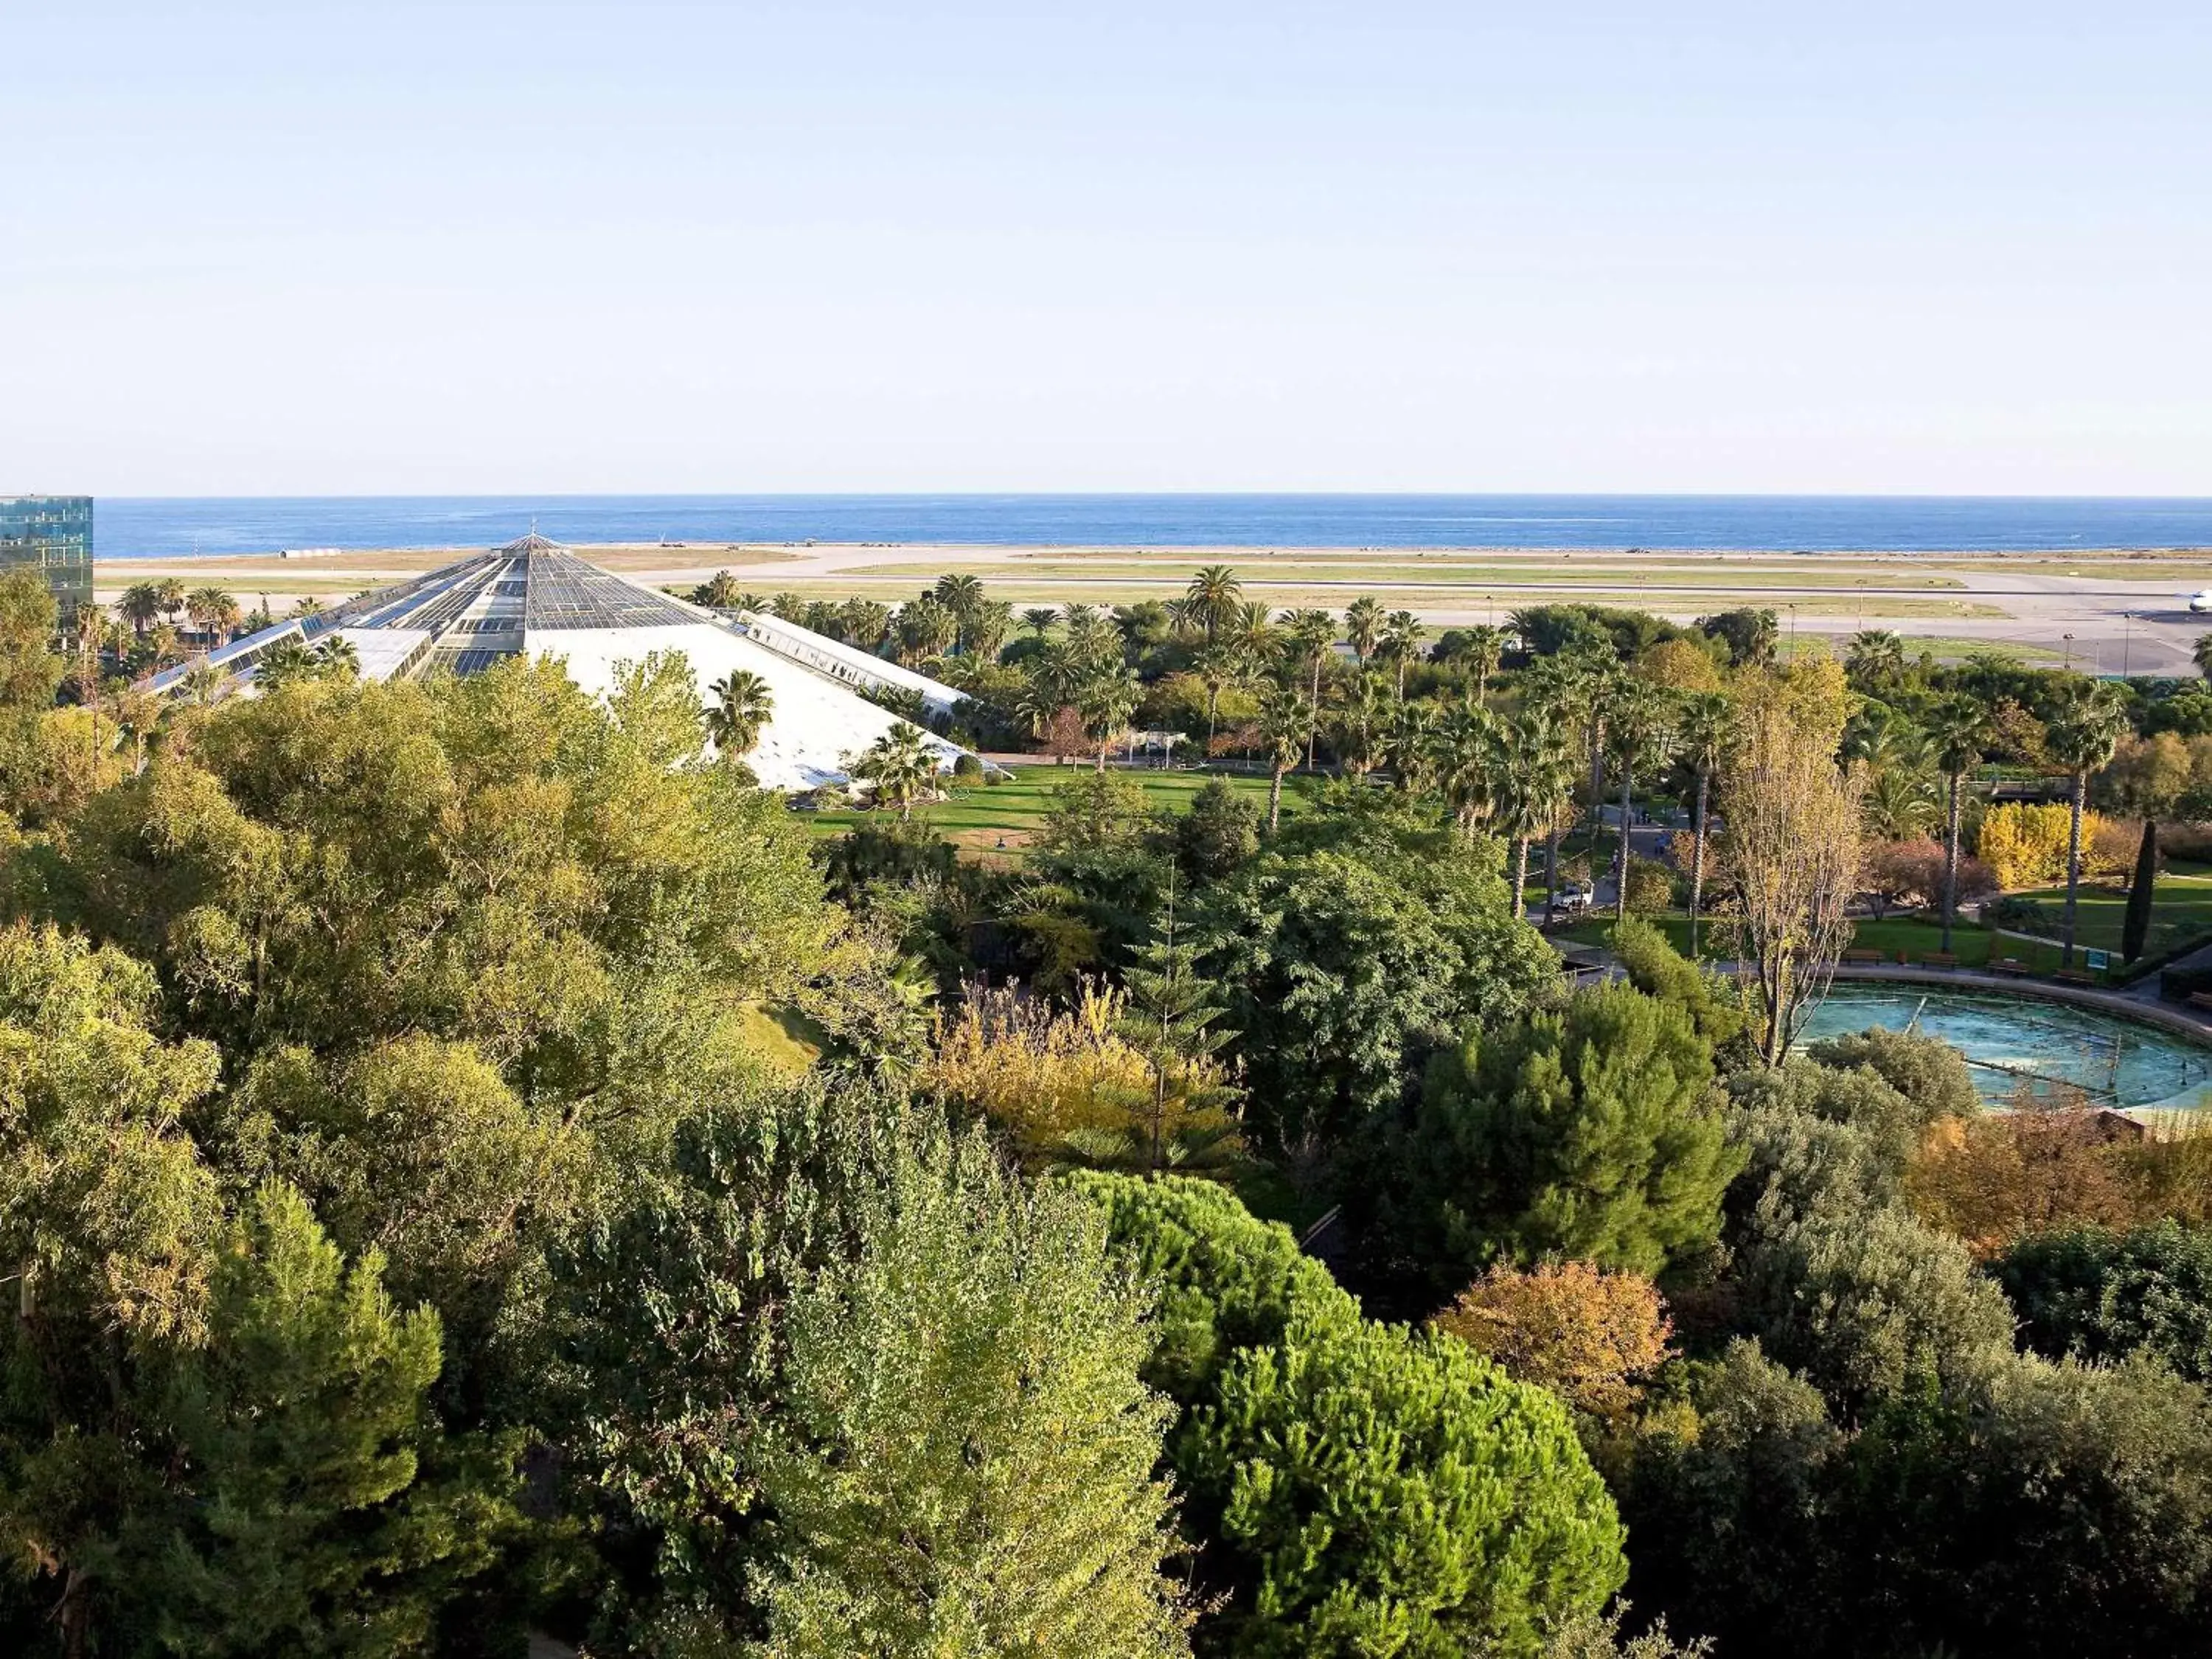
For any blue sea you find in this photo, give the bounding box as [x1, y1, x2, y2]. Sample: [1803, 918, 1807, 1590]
[93, 494, 2212, 559]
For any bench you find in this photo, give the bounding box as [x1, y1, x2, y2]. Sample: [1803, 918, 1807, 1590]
[1920, 952, 1959, 970]
[1989, 958, 2032, 977]
[2053, 967, 2096, 987]
[1841, 948, 1884, 966]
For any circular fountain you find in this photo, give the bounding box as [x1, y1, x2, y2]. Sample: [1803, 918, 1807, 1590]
[1798, 985, 2212, 1117]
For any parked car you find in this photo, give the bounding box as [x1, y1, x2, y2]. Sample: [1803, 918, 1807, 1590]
[1555, 882, 1596, 914]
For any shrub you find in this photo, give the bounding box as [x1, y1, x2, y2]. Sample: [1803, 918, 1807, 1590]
[1996, 1220, 2212, 1381]
[952, 751, 984, 782]
[1434, 1260, 1674, 1422]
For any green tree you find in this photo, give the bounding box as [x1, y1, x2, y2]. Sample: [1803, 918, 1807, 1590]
[750, 1124, 1191, 1659]
[1071, 1176, 1627, 1659]
[144, 1183, 515, 1657]
[1193, 821, 1557, 1147]
[1185, 565, 1245, 641]
[1253, 684, 1311, 833]
[1998, 1220, 2212, 1382]
[2044, 678, 2129, 967]
[1181, 1314, 1627, 1658]
[849, 723, 940, 816]
[706, 667, 774, 760]
[1928, 693, 1989, 953]
[1397, 982, 1742, 1281]
[1107, 890, 1240, 1173]
[1606, 681, 1677, 922]
[2122, 818, 2157, 962]
[1343, 594, 1385, 664]
[1490, 709, 1576, 921]
[1674, 692, 1731, 956]
[0, 567, 63, 714]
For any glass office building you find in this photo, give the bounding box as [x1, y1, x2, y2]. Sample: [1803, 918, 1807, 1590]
[0, 496, 94, 620]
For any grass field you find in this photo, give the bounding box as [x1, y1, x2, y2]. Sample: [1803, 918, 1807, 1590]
[1559, 869, 2212, 981]
[838, 557, 1970, 591]
[799, 763, 1293, 858]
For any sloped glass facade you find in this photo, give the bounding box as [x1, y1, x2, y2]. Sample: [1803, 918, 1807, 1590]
[0, 495, 93, 620]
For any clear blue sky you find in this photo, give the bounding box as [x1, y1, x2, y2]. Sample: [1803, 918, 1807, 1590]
[5, 1, 2208, 495]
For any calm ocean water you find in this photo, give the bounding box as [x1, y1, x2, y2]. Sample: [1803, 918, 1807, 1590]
[94, 494, 2212, 558]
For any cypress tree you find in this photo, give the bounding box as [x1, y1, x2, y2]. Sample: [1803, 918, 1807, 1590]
[2122, 819, 2158, 962]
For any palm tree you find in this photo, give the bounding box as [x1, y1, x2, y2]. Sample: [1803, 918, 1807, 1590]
[310, 635, 358, 676]
[1431, 698, 1498, 836]
[2045, 680, 2129, 967]
[1377, 610, 1422, 701]
[1334, 669, 1390, 779]
[1281, 609, 1337, 767]
[1677, 691, 1732, 956]
[1846, 629, 1907, 690]
[1862, 765, 1941, 841]
[155, 577, 187, 627]
[1461, 625, 1505, 703]
[706, 669, 774, 759]
[850, 724, 939, 818]
[1489, 710, 1576, 919]
[964, 599, 1014, 662]
[895, 595, 959, 665]
[1343, 596, 1385, 664]
[1076, 664, 1141, 772]
[1255, 684, 1312, 832]
[1928, 695, 1989, 954]
[1607, 681, 1677, 922]
[254, 638, 316, 689]
[933, 571, 985, 617]
[1021, 606, 1060, 641]
[290, 596, 325, 619]
[1184, 565, 1243, 640]
[1194, 640, 1239, 749]
[839, 598, 894, 650]
[2193, 633, 2212, 680]
[185, 585, 238, 644]
[118, 582, 163, 636]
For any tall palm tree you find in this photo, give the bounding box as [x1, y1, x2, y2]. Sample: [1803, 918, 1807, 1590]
[895, 595, 959, 665]
[185, 586, 238, 644]
[1676, 691, 1732, 957]
[2045, 680, 2129, 967]
[1076, 664, 1141, 772]
[118, 582, 163, 636]
[1021, 606, 1060, 641]
[310, 634, 359, 676]
[1343, 596, 1385, 664]
[964, 599, 1014, 662]
[933, 571, 985, 620]
[1928, 695, 1989, 954]
[1489, 710, 1576, 919]
[1194, 640, 1239, 748]
[1377, 610, 1422, 701]
[1387, 698, 1439, 793]
[1281, 609, 1337, 768]
[1184, 565, 1243, 640]
[1607, 681, 1677, 922]
[706, 669, 775, 759]
[1431, 698, 1498, 836]
[1846, 629, 1907, 690]
[2194, 633, 2212, 680]
[1461, 624, 1505, 703]
[850, 724, 939, 818]
[1255, 684, 1312, 832]
[155, 577, 188, 627]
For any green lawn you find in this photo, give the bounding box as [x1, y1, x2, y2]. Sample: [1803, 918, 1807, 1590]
[2008, 872, 2212, 959]
[798, 762, 1291, 855]
[1560, 912, 2070, 975]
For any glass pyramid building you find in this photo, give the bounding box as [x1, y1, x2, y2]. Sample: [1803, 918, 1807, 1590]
[143, 532, 968, 790]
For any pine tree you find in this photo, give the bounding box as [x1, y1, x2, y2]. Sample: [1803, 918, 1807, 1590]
[2122, 819, 2157, 963]
[1108, 883, 1242, 1174]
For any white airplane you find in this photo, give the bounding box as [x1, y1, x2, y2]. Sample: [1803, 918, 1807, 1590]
[2191, 591, 2212, 613]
